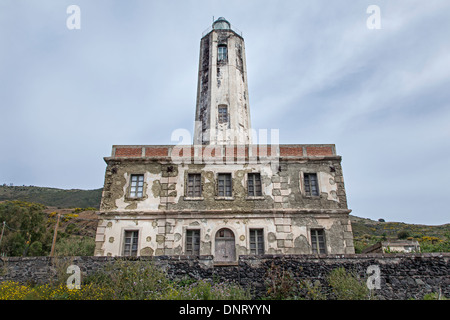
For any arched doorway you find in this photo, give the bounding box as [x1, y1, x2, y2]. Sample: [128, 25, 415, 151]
[214, 228, 236, 263]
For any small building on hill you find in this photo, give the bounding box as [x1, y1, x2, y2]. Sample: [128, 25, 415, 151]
[362, 240, 420, 253]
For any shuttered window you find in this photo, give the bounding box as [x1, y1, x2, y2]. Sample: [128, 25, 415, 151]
[248, 173, 262, 197]
[218, 173, 232, 197]
[311, 229, 326, 254]
[250, 229, 264, 254]
[304, 173, 319, 197]
[186, 230, 200, 255]
[187, 173, 202, 197]
[218, 105, 228, 124]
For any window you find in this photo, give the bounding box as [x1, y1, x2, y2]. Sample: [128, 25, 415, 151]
[129, 174, 144, 198]
[250, 229, 264, 254]
[218, 105, 228, 124]
[218, 45, 227, 62]
[247, 173, 262, 197]
[187, 173, 202, 197]
[304, 173, 319, 197]
[123, 230, 139, 256]
[186, 230, 200, 255]
[311, 229, 326, 254]
[218, 173, 232, 197]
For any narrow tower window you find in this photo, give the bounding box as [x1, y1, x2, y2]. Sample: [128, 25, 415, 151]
[218, 105, 228, 124]
[218, 45, 227, 62]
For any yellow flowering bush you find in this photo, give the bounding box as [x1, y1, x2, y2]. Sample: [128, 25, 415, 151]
[0, 281, 33, 300]
[0, 281, 113, 300]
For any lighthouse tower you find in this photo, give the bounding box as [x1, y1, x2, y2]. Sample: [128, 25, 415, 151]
[194, 17, 252, 145]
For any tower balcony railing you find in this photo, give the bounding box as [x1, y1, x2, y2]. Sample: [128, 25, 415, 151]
[201, 24, 243, 38]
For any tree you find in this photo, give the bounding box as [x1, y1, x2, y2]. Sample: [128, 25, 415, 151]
[0, 201, 52, 256]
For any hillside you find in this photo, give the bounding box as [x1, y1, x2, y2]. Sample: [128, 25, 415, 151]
[0, 185, 102, 209]
[350, 215, 449, 253]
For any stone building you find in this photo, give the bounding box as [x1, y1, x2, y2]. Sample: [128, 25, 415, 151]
[94, 17, 355, 262]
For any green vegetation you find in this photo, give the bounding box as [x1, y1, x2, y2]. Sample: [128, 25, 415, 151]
[0, 201, 96, 257]
[0, 260, 251, 300]
[350, 216, 450, 253]
[264, 263, 374, 300]
[0, 201, 52, 256]
[0, 185, 102, 209]
[0, 260, 447, 300]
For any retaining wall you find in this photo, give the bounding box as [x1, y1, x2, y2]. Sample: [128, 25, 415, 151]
[1, 253, 448, 300]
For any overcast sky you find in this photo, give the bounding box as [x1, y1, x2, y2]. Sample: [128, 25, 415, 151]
[1, 1, 449, 225]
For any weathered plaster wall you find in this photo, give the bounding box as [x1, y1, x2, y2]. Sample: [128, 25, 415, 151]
[194, 29, 251, 145]
[100, 159, 347, 213]
[96, 155, 353, 257]
[95, 212, 353, 257]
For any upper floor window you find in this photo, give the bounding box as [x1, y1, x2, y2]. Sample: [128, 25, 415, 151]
[304, 173, 319, 197]
[129, 174, 144, 198]
[218, 45, 227, 62]
[218, 105, 228, 124]
[187, 173, 202, 197]
[218, 173, 232, 197]
[248, 173, 262, 197]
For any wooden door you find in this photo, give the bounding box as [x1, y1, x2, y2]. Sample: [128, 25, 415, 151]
[214, 228, 236, 263]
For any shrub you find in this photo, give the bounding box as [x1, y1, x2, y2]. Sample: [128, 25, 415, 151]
[264, 262, 298, 300]
[172, 279, 251, 300]
[54, 236, 95, 256]
[397, 230, 410, 239]
[327, 267, 371, 300]
[85, 259, 172, 300]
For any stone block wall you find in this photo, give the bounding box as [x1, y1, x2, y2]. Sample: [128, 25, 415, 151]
[1, 253, 448, 300]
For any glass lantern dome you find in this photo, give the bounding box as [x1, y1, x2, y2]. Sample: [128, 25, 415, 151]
[213, 17, 231, 30]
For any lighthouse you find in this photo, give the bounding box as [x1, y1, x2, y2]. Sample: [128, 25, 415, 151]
[194, 17, 252, 146]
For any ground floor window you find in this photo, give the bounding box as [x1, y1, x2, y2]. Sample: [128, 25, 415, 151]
[249, 228, 264, 254]
[311, 229, 326, 254]
[186, 229, 200, 255]
[123, 230, 139, 256]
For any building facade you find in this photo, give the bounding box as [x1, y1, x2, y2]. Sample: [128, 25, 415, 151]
[94, 18, 355, 261]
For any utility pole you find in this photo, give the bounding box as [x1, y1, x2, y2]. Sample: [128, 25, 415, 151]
[50, 213, 61, 257]
[0, 221, 5, 248]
